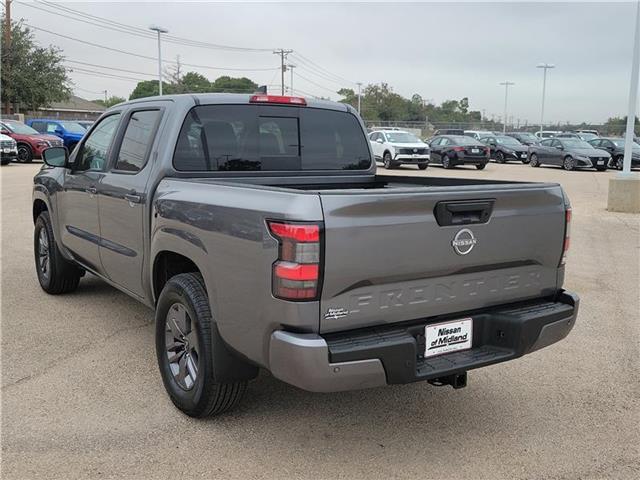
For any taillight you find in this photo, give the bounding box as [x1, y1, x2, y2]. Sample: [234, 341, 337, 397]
[267, 221, 322, 301]
[560, 207, 571, 265]
[250, 95, 307, 106]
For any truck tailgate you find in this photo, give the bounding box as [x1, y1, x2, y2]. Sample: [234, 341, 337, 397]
[319, 184, 566, 333]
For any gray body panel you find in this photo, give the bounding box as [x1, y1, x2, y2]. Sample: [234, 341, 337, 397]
[33, 93, 573, 381]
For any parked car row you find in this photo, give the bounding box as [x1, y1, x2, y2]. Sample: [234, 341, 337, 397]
[0, 118, 91, 164]
[370, 128, 638, 172]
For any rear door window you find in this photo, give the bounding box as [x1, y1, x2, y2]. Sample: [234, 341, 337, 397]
[173, 104, 371, 171]
[114, 110, 161, 172]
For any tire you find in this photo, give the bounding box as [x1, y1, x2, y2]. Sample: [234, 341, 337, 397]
[383, 151, 395, 169]
[156, 273, 247, 417]
[529, 153, 540, 167]
[475, 163, 487, 170]
[496, 151, 506, 164]
[442, 155, 453, 169]
[563, 156, 575, 171]
[34, 211, 82, 294]
[417, 163, 428, 170]
[614, 155, 624, 170]
[17, 144, 33, 163]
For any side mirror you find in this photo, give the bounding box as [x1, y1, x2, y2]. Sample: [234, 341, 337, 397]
[42, 146, 68, 168]
[0, 129, 9, 135]
[376, 138, 384, 144]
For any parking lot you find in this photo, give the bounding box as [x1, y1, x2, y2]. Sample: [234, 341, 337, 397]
[1, 160, 639, 479]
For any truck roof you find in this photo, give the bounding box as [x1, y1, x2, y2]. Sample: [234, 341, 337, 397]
[118, 93, 350, 113]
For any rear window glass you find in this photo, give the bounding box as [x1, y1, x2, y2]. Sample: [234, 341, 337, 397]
[173, 105, 371, 171]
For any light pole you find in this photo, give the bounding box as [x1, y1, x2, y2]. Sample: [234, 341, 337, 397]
[537, 63, 555, 133]
[621, 0, 639, 175]
[287, 64, 296, 95]
[356, 82, 362, 114]
[499, 81, 514, 133]
[149, 25, 169, 95]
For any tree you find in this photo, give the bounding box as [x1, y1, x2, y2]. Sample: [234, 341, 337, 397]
[1, 20, 71, 113]
[211, 76, 258, 93]
[92, 96, 126, 108]
[129, 80, 173, 100]
[182, 72, 211, 93]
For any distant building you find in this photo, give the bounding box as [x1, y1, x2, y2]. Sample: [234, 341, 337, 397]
[26, 95, 106, 120]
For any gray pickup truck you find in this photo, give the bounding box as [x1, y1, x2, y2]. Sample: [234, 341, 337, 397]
[33, 94, 579, 417]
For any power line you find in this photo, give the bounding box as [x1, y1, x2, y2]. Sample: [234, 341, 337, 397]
[290, 52, 356, 86]
[66, 60, 156, 78]
[28, 0, 274, 52]
[24, 24, 279, 72]
[294, 72, 339, 95]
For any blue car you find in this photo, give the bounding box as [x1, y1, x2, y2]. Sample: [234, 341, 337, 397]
[26, 119, 86, 152]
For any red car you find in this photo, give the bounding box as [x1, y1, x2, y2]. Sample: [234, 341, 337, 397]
[0, 119, 63, 163]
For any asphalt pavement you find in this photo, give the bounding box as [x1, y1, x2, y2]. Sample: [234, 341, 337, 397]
[1, 160, 638, 479]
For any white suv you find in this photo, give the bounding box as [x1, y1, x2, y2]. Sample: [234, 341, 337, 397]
[369, 130, 430, 169]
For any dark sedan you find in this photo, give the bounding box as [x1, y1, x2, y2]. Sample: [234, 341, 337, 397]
[589, 137, 640, 170]
[505, 132, 540, 146]
[528, 138, 611, 171]
[480, 135, 529, 163]
[428, 135, 490, 169]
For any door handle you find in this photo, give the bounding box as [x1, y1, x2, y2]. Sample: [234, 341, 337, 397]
[125, 193, 142, 204]
[86, 187, 97, 195]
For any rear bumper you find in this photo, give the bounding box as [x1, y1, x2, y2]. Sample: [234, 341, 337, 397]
[454, 155, 488, 165]
[268, 291, 578, 392]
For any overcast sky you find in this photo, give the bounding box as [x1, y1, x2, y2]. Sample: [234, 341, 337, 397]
[13, 1, 640, 124]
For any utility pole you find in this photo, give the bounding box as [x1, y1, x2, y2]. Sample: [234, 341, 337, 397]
[287, 64, 296, 95]
[4, 0, 12, 114]
[537, 63, 555, 133]
[499, 81, 514, 133]
[103, 90, 108, 103]
[273, 49, 293, 95]
[149, 25, 169, 95]
[356, 82, 362, 114]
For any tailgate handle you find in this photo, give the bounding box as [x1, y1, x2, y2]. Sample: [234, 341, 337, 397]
[434, 200, 494, 226]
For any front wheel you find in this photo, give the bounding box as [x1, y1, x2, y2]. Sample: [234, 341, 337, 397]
[475, 163, 487, 170]
[613, 155, 624, 170]
[563, 156, 575, 171]
[529, 153, 540, 167]
[156, 273, 247, 417]
[382, 152, 395, 169]
[17, 144, 33, 163]
[34, 211, 82, 294]
[417, 163, 428, 170]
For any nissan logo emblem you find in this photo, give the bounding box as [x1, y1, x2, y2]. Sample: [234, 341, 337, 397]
[452, 228, 477, 255]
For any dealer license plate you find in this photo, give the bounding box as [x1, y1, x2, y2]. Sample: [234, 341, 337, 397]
[3, 148, 12, 153]
[471, 148, 479, 153]
[597, 160, 604, 165]
[521, 153, 527, 158]
[424, 318, 473, 358]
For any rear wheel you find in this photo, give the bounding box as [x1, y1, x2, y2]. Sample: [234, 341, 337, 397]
[156, 273, 247, 417]
[382, 151, 395, 169]
[529, 153, 540, 167]
[417, 163, 428, 170]
[442, 155, 453, 169]
[34, 211, 82, 294]
[563, 156, 575, 171]
[496, 151, 506, 164]
[475, 163, 487, 170]
[17, 144, 33, 163]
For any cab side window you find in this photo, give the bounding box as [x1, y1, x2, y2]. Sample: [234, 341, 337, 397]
[74, 114, 121, 172]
